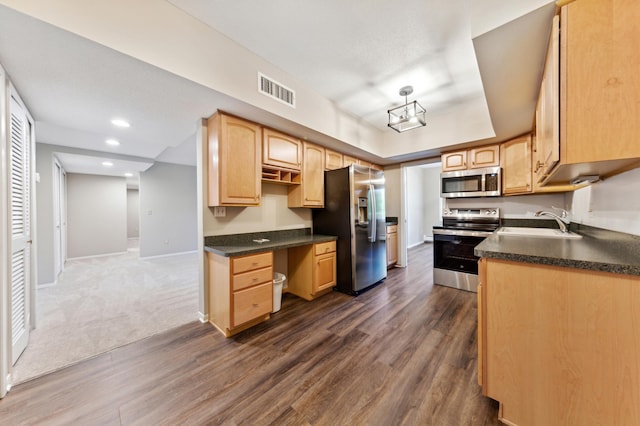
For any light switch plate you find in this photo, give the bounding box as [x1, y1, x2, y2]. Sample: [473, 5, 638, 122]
[214, 206, 226, 217]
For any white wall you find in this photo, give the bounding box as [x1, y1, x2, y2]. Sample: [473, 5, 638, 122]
[35, 142, 158, 284]
[35, 144, 56, 284]
[139, 162, 197, 257]
[66, 173, 127, 258]
[446, 192, 567, 218]
[383, 165, 401, 219]
[569, 168, 640, 236]
[127, 188, 139, 238]
[203, 183, 311, 236]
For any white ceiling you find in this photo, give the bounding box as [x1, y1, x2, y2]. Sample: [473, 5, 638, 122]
[54, 152, 153, 188]
[0, 1, 556, 173]
[169, 0, 482, 129]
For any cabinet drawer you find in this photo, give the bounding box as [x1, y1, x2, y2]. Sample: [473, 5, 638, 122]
[232, 252, 272, 274]
[314, 241, 336, 256]
[232, 282, 273, 327]
[232, 266, 273, 291]
[386, 225, 397, 234]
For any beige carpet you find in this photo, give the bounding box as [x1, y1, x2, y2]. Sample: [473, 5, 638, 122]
[11, 243, 199, 384]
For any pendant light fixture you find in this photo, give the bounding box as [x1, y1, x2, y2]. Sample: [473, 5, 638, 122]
[387, 86, 426, 133]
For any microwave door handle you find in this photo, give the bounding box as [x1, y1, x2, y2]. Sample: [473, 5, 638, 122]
[481, 173, 486, 192]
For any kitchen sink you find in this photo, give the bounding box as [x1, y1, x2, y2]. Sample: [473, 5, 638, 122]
[497, 227, 582, 239]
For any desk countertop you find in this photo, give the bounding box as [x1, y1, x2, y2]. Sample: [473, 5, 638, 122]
[204, 228, 337, 257]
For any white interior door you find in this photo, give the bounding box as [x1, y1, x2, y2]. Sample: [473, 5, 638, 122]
[9, 94, 31, 366]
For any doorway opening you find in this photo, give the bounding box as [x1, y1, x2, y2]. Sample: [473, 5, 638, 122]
[400, 161, 442, 267]
[11, 161, 199, 385]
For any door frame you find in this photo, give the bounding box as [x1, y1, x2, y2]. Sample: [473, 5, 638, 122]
[0, 60, 9, 399]
[53, 157, 66, 279]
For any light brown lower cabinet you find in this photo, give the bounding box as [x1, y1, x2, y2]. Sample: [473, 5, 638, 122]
[386, 225, 398, 267]
[207, 251, 273, 337]
[478, 258, 640, 425]
[287, 241, 336, 301]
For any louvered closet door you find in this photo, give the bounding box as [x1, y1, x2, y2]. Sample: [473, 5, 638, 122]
[9, 96, 30, 365]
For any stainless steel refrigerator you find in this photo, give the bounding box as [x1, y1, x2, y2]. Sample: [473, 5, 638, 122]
[313, 164, 386, 295]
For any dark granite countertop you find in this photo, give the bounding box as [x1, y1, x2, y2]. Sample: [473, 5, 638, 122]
[386, 216, 398, 225]
[475, 223, 640, 276]
[204, 228, 337, 257]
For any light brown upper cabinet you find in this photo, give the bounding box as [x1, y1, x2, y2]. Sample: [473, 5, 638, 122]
[262, 128, 302, 171]
[325, 148, 343, 170]
[501, 135, 532, 195]
[534, 15, 560, 185]
[289, 141, 325, 208]
[537, 0, 640, 185]
[370, 163, 383, 171]
[501, 133, 580, 195]
[342, 155, 359, 167]
[442, 145, 500, 172]
[208, 112, 261, 206]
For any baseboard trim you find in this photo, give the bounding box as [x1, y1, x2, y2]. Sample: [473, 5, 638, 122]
[408, 241, 427, 249]
[67, 251, 129, 261]
[198, 312, 209, 323]
[37, 281, 57, 289]
[139, 250, 198, 260]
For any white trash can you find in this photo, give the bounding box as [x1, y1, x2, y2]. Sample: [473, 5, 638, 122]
[272, 272, 287, 313]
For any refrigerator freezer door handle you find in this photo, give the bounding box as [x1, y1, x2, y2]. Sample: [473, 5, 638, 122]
[369, 184, 376, 242]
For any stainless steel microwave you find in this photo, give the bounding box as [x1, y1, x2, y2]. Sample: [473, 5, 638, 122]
[440, 166, 501, 198]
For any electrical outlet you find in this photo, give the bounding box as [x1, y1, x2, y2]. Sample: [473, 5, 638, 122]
[214, 206, 226, 217]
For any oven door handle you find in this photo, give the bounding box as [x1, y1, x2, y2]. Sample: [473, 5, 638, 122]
[432, 229, 494, 238]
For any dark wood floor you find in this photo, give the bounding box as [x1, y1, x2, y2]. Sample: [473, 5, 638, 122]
[0, 243, 499, 425]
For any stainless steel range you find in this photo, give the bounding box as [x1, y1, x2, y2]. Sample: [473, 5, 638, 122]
[432, 207, 500, 292]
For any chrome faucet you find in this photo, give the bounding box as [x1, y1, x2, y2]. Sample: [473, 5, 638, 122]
[535, 207, 571, 233]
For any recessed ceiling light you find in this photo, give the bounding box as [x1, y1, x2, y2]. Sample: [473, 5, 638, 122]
[111, 118, 130, 128]
[124, 172, 133, 177]
[105, 138, 120, 146]
[102, 161, 114, 167]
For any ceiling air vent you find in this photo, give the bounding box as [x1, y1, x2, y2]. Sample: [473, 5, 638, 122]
[258, 73, 295, 108]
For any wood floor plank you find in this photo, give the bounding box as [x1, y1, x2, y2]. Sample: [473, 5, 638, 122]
[0, 243, 499, 425]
